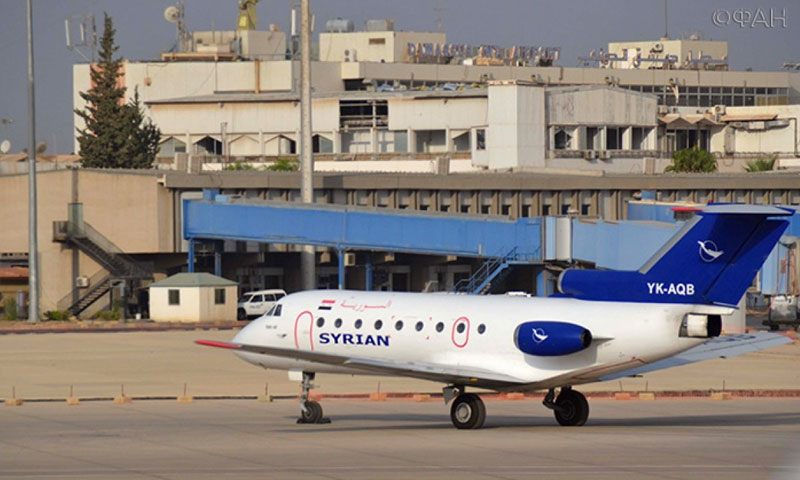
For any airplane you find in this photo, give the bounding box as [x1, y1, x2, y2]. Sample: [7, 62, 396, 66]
[198, 204, 795, 429]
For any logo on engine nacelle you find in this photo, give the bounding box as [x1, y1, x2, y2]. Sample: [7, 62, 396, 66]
[532, 328, 548, 343]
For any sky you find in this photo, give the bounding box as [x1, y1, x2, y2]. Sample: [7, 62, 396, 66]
[0, 0, 797, 154]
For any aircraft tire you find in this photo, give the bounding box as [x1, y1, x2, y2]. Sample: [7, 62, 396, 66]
[554, 389, 589, 426]
[450, 393, 486, 429]
[301, 401, 323, 423]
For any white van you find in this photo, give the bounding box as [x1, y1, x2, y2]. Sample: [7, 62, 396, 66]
[237, 289, 286, 320]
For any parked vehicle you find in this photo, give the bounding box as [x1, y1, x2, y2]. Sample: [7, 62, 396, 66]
[237, 289, 286, 320]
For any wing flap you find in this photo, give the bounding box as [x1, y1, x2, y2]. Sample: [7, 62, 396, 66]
[598, 332, 792, 381]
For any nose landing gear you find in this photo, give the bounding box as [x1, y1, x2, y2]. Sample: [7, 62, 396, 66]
[297, 371, 330, 424]
[444, 385, 486, 429]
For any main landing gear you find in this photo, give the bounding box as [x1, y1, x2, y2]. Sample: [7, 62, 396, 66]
[444, 386, 486, 429]
[297, 372, 330, 424]
[543, 387, 589, 426]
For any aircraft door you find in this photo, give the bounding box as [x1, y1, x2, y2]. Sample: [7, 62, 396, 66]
[294, 310, 315, 351]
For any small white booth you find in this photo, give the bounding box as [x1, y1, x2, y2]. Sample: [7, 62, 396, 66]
[149, 273, 237, 322]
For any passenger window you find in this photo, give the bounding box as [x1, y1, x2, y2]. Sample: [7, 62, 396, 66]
[334, 318, 342, 328]
[415, 321, 423, 331]
[276, 293, 285, 300]
[317, 317, 325, 327]
[265, 305, 276, 316]
[477, 324, 486, 334]
[252, 295, 263, 303]
[264, 294, 276, 302]
[355, 319, 363, 329]
[456, 323, 466, 334]
[374, 320, 383, 330]
[435, 322, 444, 332]
[274, 305, 282, 317]
[395, 320, 403, 331]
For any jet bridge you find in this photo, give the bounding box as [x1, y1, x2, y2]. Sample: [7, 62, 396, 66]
[183, 190, 543, 290]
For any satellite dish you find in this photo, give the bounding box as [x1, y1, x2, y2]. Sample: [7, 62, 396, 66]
[164, 5, 180, 23]
[36, 141, 47, 154]
[0, 140, 10, 154]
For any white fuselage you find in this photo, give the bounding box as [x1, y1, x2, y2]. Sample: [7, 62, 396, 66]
[232, 290, 706, 391]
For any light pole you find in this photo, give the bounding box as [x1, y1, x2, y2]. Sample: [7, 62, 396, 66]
[299, 0, 315, 290]
[26, 0, 40, 322]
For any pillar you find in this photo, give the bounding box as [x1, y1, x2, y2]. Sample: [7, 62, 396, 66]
[187, 239, 196, 273]
[337, 249, 345, 290]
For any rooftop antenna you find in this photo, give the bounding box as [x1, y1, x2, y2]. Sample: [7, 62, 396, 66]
[0, 118, 12, 153]
[434, 1, 445, 32]
[64, 14, 97, 62]
[663, 0, 669, 39]
[164, 2, 189, 52]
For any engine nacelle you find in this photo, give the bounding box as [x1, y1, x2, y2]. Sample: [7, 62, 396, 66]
[514, 321, 592, 357]
[679, 314, 722, 338]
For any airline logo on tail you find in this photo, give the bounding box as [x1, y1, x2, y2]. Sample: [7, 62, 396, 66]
[698, 240, 724, 262]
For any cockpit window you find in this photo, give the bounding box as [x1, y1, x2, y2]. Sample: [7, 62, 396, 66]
[265, 305, 277, 317]
[274, 304, 282, 317]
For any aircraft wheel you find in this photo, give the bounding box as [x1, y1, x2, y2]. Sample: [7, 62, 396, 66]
[554, 389, 589, 426]
[300, 401, 323, 423]
[450, 393, 486, 429]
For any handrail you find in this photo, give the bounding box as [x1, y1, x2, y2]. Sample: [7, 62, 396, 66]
[454, 247, 520, 293]
[56, 269, 111, 312]
[74, 222, 151, 278]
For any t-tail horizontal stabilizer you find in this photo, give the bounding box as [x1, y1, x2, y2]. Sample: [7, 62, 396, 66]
[558, 205, 794, 305]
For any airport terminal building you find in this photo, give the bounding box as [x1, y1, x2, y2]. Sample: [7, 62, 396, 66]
[2, 16, 799, 318]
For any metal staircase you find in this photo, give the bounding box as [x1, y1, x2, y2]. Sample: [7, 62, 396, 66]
[454, 248, 525, 295]
[53, 219, 152, 316]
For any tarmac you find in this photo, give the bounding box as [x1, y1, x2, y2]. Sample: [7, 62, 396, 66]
[2, 327, 800, 479]
[3, 398, 800, 479]
[1, 328, 800, 400]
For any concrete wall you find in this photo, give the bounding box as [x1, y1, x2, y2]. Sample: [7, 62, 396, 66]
[150, 286, 198, 322]
[0, 170, 175, 312]
[487, 83, 545, 169]
[149, 97, 340, 156]
[547, 87, 657, 127]
[388, 97, 486, 131]
[717, 105, 800, 155]
[319, 31, 445, 63]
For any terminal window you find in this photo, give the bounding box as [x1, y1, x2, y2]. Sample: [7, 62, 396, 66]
[168, 289, 180, 306]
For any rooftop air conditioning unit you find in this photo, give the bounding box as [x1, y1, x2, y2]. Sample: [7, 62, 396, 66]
[343, 48, 357, 62]
[344, 252, 356, 266]
[598, 150, 611, 160]
[76, 276, 89, 288]
[713, 104, 726, 116]
[583, 150, 596, 160]
[657, 105, 669, 115]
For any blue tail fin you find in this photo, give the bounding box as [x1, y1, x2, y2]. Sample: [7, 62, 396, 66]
[558, 205, 793, 305]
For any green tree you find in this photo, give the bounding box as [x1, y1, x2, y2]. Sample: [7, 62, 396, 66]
[122, 88, 161, 168]
[744, 154, 777, 172]
[664, 146, 718, 173]
[267, 157, 300, 171]
[75, 13, 160, 169]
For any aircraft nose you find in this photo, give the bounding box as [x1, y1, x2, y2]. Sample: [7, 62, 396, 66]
[233, 317, 262, 345]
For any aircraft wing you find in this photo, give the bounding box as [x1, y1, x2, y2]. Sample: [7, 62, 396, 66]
[598, 332, 792, 381]
[196, 340, 526, 389]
